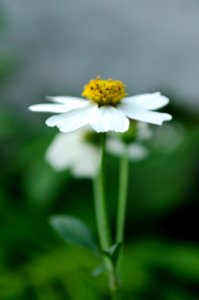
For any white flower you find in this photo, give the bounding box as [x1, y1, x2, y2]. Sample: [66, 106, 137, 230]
[29, 78, 172, 133]
[45, 128, 100, 178]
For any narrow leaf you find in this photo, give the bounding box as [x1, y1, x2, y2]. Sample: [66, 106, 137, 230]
[49, 215, 97, 251]
[92, 265, 106, 277]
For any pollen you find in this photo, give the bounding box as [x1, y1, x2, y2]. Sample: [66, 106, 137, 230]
[82, 76, 127, 105]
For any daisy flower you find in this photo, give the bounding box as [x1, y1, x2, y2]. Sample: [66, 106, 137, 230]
[29, 77, 172, 133]
[45, 128, 100, 178]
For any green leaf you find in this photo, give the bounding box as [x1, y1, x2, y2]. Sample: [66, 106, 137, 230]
[49, 215, 97, 251]
[92, 265, 106, 277]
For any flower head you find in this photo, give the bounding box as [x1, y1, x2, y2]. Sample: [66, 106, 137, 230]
[29, 77, 172, 133]
[82, 76, 127, 105]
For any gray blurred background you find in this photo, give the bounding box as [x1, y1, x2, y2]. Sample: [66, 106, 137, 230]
[1, 0, 199, 114]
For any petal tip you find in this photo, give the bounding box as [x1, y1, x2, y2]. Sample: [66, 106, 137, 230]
[28, 105, 35, 111]
[45, 119, 54, 127]
[159, 114, 173, 125]
[115, 120, 129, 133]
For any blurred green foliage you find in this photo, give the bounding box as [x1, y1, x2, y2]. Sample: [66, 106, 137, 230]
[0, 103, 199, 300]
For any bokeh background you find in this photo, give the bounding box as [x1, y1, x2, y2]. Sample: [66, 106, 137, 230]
[0, 1, 199, 299]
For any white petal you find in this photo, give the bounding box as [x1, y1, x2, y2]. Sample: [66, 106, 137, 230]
[90, 106, 129, 133]
[45, 132, 82, 170]
[45, 130, 100, 178]
[122, 92, 169, 110]
[71, 144, 100, 178]
[120, 105, 172, 125]
[28, 104, 69, 113]
[47, 96, 88, 109]
[29, 97, 88, 114]
[46, 103, 98, 132]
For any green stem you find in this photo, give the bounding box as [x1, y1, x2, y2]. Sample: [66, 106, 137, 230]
[93, 133, 119, 294]
[111, 288, 119, 300]
[115, 145, 129, 289]
[93, 133, 111, 249]
[116, 145, 129, 244]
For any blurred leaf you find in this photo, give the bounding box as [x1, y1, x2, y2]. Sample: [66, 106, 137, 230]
[24, 161, 68, 207]
[0, 247, 102, 299]
[163, 245, 199, 281]
[92, 265, 105, 277]
[125, 240, 199, 283]
[49, 215, 98, 251]
[0, 273, 25, 298]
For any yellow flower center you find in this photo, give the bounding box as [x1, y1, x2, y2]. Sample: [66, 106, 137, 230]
[82, 77, 127, 105]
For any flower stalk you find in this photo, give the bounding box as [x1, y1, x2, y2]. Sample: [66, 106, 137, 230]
[116, 145, 129, 244]
[93, 133, 119, 297]
[114, 145, 129, 287]
[93, 133, 111, 249]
